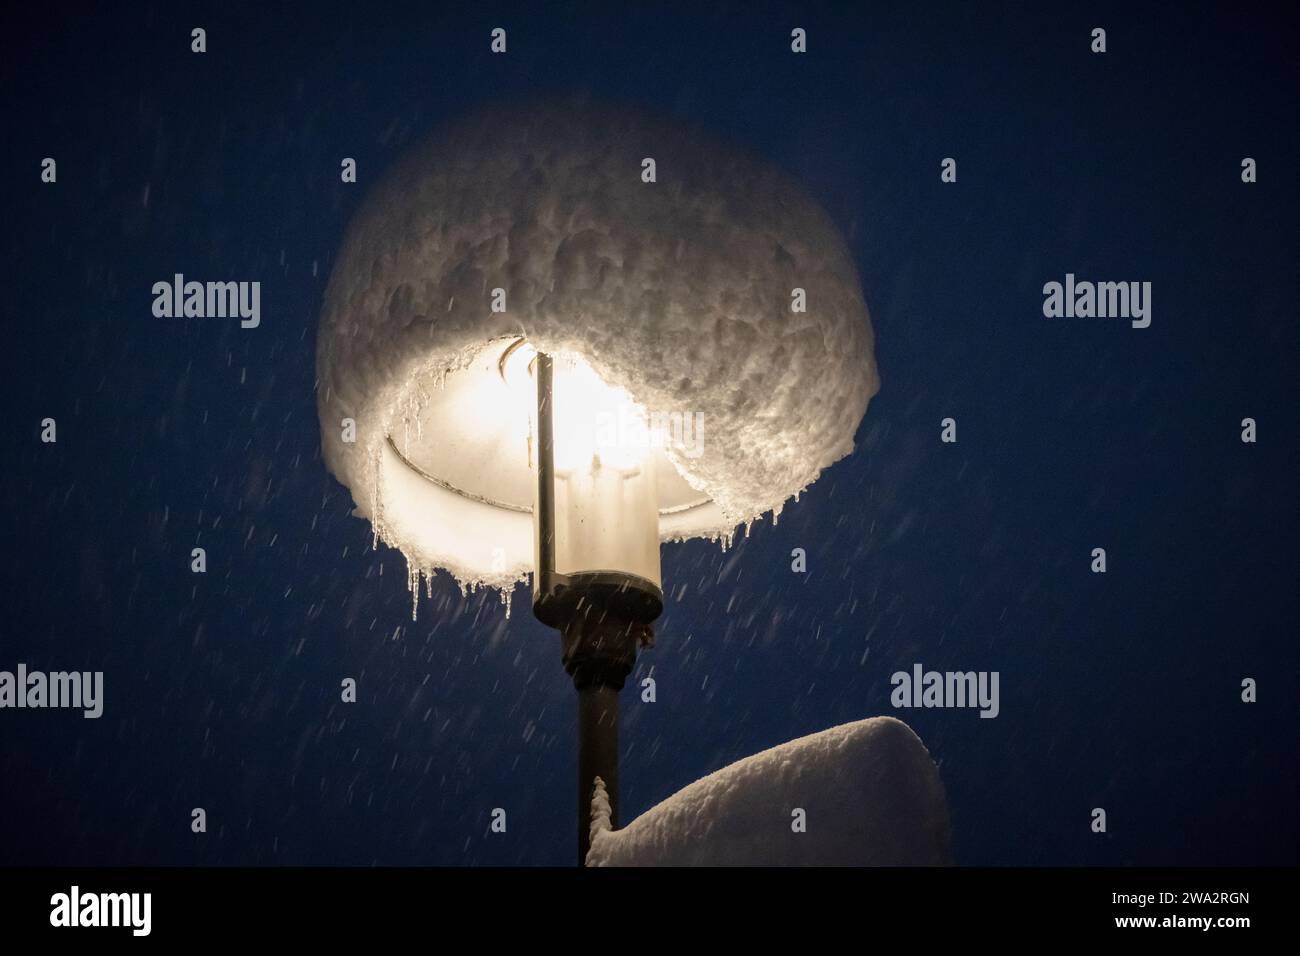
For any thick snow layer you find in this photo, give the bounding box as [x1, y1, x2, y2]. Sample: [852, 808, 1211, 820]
[586, 717, 950, 866]
[317, 96, 879, 594]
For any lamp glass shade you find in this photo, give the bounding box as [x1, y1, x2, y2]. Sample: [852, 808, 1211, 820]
[535, 353, 662, 593]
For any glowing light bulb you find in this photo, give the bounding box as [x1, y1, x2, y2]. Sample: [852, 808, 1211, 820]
[550, 353, 652, 474]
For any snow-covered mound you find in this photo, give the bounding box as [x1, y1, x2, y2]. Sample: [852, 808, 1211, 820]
[316, 96, 879, 595]
[586, 717, 950, 866]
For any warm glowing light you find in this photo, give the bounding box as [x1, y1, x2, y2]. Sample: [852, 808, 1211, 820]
[518, 343, 662, 589]
[501, 340, 661, 474]
[498, 338, 538, 395]
[550, 354, 655, 474]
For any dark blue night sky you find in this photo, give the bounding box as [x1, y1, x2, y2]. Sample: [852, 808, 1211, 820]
[2, 1, 1297, 867]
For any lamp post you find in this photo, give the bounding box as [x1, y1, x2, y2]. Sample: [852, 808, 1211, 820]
[530, 350, 663, 861]
[315, 97, 881, 865]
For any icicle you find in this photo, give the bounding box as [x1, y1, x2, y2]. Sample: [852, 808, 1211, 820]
[367, 445, 385, 550]
[589, 776, 613, 841]
[407, 564, 420, 621]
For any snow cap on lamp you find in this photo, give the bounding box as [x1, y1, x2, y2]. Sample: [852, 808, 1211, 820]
[316, 95, 880, 600]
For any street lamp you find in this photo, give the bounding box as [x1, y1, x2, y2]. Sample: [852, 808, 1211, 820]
[528, 347, 663, 860]
[316, 98, 880, 863]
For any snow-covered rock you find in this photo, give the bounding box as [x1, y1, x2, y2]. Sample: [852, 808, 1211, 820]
[586, 717, 951, 866]
[316, 96, 879, 598]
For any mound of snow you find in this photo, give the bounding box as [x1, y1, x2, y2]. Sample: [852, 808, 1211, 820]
[586, 717, 950, 866]
[316, 96, 878, 595]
